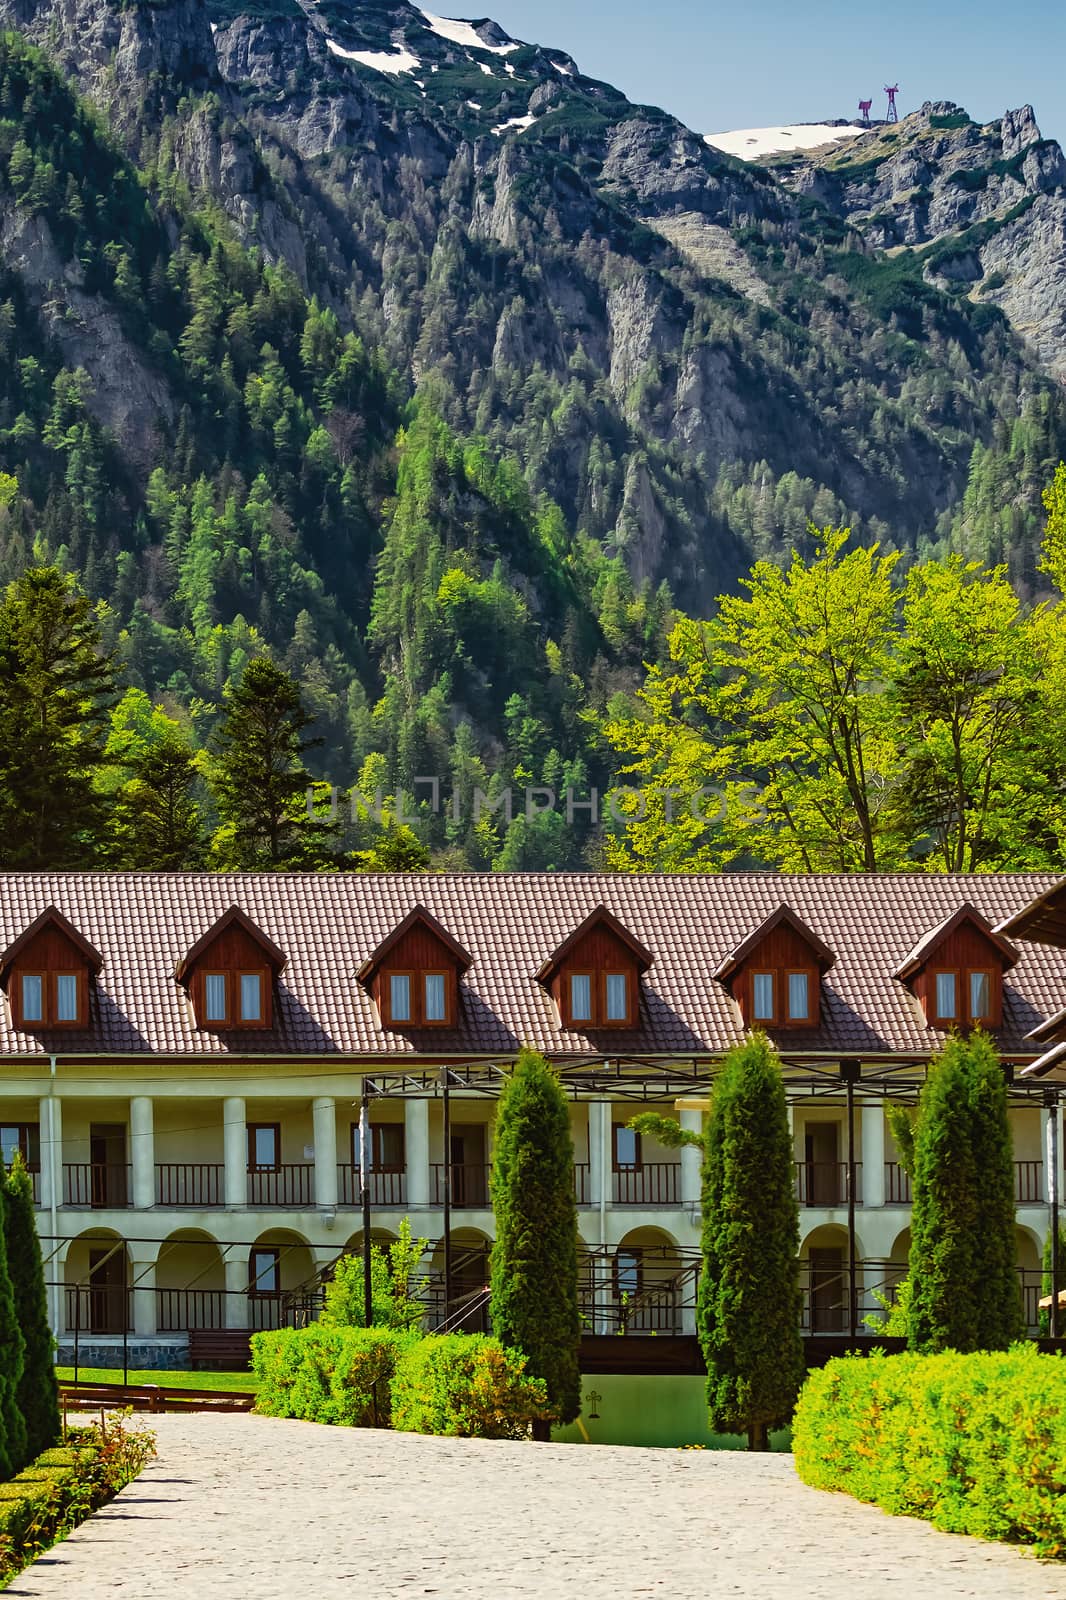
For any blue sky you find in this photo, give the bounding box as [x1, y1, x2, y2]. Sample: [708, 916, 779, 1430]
[484, 0, 1066, 147]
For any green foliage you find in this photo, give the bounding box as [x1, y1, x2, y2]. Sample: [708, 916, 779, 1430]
[319, 1220, 427, 1330]
[0, 1158, 24, 1479]
[698, 1035, 803, 1449]
[627, 1113, 704, 1151]
[907, 1033, 1022, 1352]
[2, 1158, 58, 1465]
[863, 1276, 912, 1336]
[389, 1334, 549, 1439]
[794, 1348, 1066, 1557]
[489, 1049, 581, 1426]
[1040, 1224, 1066, 1337]
[250, 1325, 411, 1426]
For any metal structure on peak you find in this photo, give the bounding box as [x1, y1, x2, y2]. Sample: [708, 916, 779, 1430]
[858, 98, 872, 125]
[884, 84, 900, 122]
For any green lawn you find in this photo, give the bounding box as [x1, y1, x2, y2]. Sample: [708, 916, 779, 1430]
[55, 1366, 259, 1393]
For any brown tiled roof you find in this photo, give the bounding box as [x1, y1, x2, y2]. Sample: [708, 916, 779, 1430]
[0, 872, 1063, 1061]
[893, 902, 1019, 980]
[713, 904, 836, 982]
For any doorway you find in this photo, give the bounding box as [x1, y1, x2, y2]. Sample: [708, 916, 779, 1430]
[449, 1124, 487, 1207]
[87, 1247, 129, 1334]
[809, 1246, 845, 1332]
[804, 1123, 841, 1206]
[90, 1124, 128, 1207]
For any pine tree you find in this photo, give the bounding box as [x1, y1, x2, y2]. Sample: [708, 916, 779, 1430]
[699, 1034, 803, 1451]
[489, 1049, 581, 1437]
[208, 655, 333, 869]
[907, 1033, 1021, 1352]
[3, 1156, 58, 1463]
[0, 566, 115, 868]
[0, 1162, 27, 1476]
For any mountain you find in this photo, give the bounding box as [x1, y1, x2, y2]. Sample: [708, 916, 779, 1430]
[0, 5, 1064, 868]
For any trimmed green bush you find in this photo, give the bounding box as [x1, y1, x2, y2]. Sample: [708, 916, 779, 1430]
[794, 1348, 1066, 1557]
[390, 1334, 548, 1440]
[251, 1326, 411, 1427]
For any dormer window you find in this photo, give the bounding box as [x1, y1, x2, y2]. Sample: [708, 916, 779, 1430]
[895, 905, 1017, 1032]
[716, 906, 835, 1031]
[358, 906, 472, 1032]
[537, 907, 652, 1032]
[1, 907, 102, 1031]
[176, 907, 286, 1032]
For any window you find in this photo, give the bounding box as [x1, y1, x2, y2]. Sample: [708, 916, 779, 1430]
[424, 973, 447, 1023]
[934, 971, 957, 1020]
[613, 1124, 641, 1170]
[969, 970, 991, 1022]
[787, 972, 810, 1022]
[605, 973, 629, 1023]
[353, 1123, 405, 1171]
[55, 973, 79, 1023]
[0, 1124, 39, 1172]
[249, 1248, 279, 1295]
[239, 973, 262, 1023]
[570, 974, 593, 1023]
[389, 973, 412, 1023]
[614, 1249, 642, 1299]
[752, 972, 775, 1021]
[204, 973, 227, 1022]
[248, 1124, 280, 1171]
[20, 975, 43, 1024]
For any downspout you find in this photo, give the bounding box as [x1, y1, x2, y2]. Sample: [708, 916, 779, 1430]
[49, 1054, 60, 1337]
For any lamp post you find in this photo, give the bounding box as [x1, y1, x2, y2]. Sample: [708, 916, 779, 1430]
[1046, 1086, 1060, 1340]
[840, 1059, 862, 1345]
[359, 1086, 373, 1327]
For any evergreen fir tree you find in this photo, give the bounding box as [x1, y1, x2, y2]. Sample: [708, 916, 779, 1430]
[967, 1032, 1023, 1348]
[0, 566, 115, 868]
[0, 1162, 27, 1476]
[489, 1049, 581, 1437]
[1040, 1222, 1066, 1337]
[699, 1034, 803, 1451]
[208, 655, 332, 869]
[3, 1156, 58, 1462]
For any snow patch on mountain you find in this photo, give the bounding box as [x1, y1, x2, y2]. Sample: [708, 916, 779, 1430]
[705, 124, 867, 160]
[418, 10, 519, 54]
[493, 113, 535, 135]
[327, 39, 421, 73]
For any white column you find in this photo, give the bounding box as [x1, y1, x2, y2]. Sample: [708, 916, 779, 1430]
[130, 1258, 157, 1337]
[224, 1097, 247, 1208]
[130, 1096, 155, 1210]
[39, 1094, 62, 1210]
[861, 1101, 886, 1209]
[312, 1096, 338, 1208]
[680, 1108, 703, 1209]
[588, 1101, 609, 1213]
[224, 1251, 249, 1329]
[404, 1098, 430, 1209]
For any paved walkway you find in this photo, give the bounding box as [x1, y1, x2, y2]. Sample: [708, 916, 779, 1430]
[10, 1414, 1066, 1599]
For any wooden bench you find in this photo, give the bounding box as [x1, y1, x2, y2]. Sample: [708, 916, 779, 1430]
[188, 1329, 253, 1371]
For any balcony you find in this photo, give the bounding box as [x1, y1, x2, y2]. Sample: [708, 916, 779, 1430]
[247, 1164, 314, 1207]
[337, 1166, 406, 1207]
[156, 1164, 224, 1207]
[794, 1161, 862, 1207]
[64, 1284, 132, 1335]
[574, 1163, 590, 1205]
[885, 1162, 912, 1204]
[156, 1288, 227, 1332]
[431, 1163, 490, 1208]
[612, 1164, 680, 1206]
[62, 1163, 131, 1209]
[884, 1160, 1043, 1206]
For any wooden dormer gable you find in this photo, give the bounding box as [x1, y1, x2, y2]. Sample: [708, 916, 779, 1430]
[357, 906, 473, 1030]
[176, 906, 286, 1031]
[715, 905, 835, 1030]
[894, 903, 1017, 1031]
[536, 906, 653, 1030]
[0, 907, 103, 1030]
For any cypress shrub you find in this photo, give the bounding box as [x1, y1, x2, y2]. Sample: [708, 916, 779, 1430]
[489, 1048, 581, 1434]
[908, 1033, 1020, 1352]
[0, 1162, 26, 1477]
[699, 1034, 803, 1450]
[3, 1156, 59, 1464]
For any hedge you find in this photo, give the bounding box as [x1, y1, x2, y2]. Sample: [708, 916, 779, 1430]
[793, 1347, 1066, 1557]
[251, 1326, 412, 1428]
[252, 1327, 548, 1440]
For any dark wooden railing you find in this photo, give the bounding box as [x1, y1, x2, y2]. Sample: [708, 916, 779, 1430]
[885, 1162, 912, 1204]
[62, 1163, 131, 1208]
[64, 1284, 132, 1334]
[156, 1164, 225, 1207]
[249, 1292, 287, 1331]
[1015, 1161, 1043, 1203]
[337, 1165, 406, 1207]
[247, 1164, 314, 1207]
[612, 1164, 680, 1205]
[573, 1163, 590, 1205]
[156, 1288, 227, 1332]
[431, 1163, 491, 1207]
[793, 1161, 862, 1207]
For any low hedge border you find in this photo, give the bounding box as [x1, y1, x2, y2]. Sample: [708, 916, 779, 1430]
[793, 1346, 1066, 1558]
[251, 1327, 549, 1440]
[0, 1418, 156, 1585]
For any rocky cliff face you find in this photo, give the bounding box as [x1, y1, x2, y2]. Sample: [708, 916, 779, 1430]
[0, 0, 1062, 603]
[784, 101, 1066, 380]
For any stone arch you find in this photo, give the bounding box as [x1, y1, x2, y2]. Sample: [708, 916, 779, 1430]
[615, 1226, 683, 1334]
[155, 1228, 225, 1333]
[799, 1223, 863, 1335]
[430, 1228, 492, 1333]
[63, 1228, 131, 1336]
